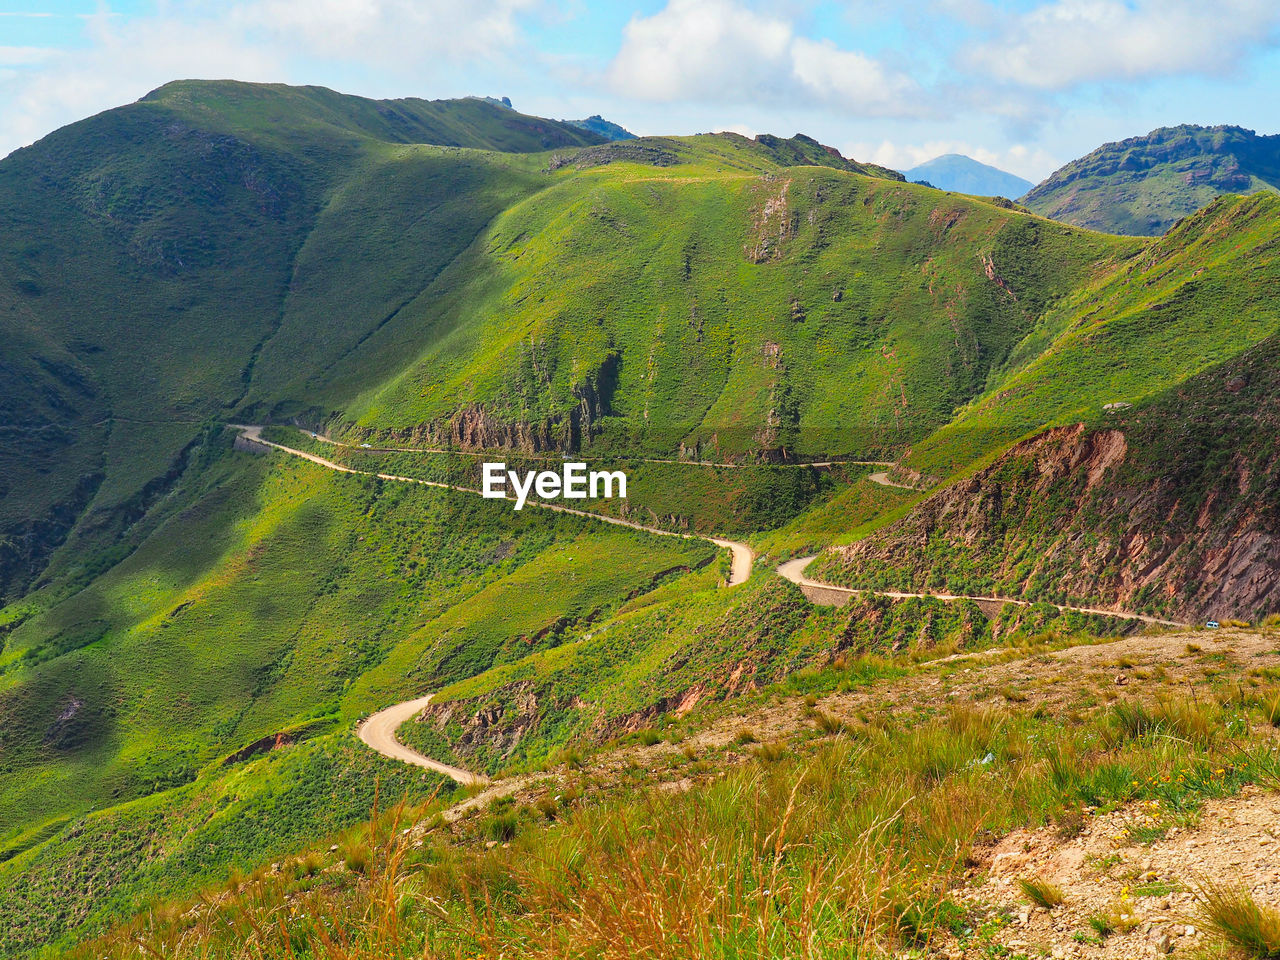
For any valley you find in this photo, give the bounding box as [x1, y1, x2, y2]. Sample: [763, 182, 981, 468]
[0, 79, 1278, 957]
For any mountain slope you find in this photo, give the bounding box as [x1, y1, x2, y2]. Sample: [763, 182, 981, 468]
[0, 81, 604, 602]
[0, 80, 1123, 601]
[5, 82, 1280, 955]
[1023, 124, 1280, 235]
[812, 331, 1280, 621]
[567, 114, 636, 141]
[903, 153, 1032, 197]
[909, 192, 1280, 476]
[328, 161, 1126, 459]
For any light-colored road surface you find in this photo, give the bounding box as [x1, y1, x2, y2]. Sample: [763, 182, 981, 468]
[777, 555, 1187, 627]
[234, 424, 753, 784]
[239, 425, 1186, 783]
[304, 429, 894, 470]
[867, 470, 922, 490]
[357, 695, 487, 786]
[235, 425, 753, 587]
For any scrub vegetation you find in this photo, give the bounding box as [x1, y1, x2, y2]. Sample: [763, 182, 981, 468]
[3, 81, 1280, 956]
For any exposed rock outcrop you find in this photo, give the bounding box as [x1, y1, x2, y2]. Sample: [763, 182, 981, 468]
[817, 340, 1280, 621]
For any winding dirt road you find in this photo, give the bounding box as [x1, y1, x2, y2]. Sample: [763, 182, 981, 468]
[303, 429, 894, 471]
[235, 425, 1185, 785]
[866, 470, 921, 490]
[234, 425, 753, 586]
[234, 424, 752, 784]
[777, 555, 1187, 628]
[356, 694, 487, 785]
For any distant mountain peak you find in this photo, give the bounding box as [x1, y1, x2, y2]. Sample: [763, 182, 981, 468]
[902, 154, 1033, 199]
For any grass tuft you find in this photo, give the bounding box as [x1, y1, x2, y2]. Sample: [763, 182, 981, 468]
[1018, 876, 1065, 909]
[1197, 881, 1280, 957]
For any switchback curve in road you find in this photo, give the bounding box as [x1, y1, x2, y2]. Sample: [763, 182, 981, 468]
[866, 470, 922, 490]
[777, 555, 1187, 628]
[237, 425, 1186, 785]
[357, 695, 487, 786]
[233, 424, 752, 784]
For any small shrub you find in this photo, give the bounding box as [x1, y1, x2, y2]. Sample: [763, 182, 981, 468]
[681, 742, 697, 760]
[1001, 686, 1028, 703]
[291, 851, 322, 879]
[1087, 912, 1113, 937]
[535, 796, 558, 821]
[1054, 807, 1085, 840]
[1018, 876, 1065, 909]
[1103, 896, 1141, 933]
[735, 728, 758, 745]
[1265, 694, 1280, 729]
[557, 747, 583, 770]
[635, 728, 662, 747]
[342, 839, 370, 875]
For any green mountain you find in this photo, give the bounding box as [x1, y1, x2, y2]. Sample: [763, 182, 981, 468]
[902, 153, 1032, 197]
[566, 114, 636, 140]
[1023, 124, 1280, 235]
[3, 81, 1280, 954]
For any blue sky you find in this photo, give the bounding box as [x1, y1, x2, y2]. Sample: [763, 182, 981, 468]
[2, 1, 1280, 181]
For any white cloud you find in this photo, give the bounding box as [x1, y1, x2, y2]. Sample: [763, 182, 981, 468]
[608, 0, 792, 102]
[0, 0, 549, 158]
[0, 15, 279, 157]
[230, 0, 539, 62]
[965, 0, 1280, 90]
[845, 138, 1060, 182]
[608, 0, 927, 117]
[790, 37, 919, 113]
[0, 46, 53, 65]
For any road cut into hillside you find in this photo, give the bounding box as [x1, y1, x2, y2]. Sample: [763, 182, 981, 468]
[777, 555, 1188, 627]
[357, 694, 487, 786]
[236, 425, 1185, 785]
[233, 424, 752, 784]
[866, 470, 922, 490]
[304, 429, 896, 471]
[234, 425, 753, 585]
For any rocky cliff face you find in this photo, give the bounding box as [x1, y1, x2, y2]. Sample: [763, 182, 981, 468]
[342, 354, 619, 454]
[815, 339, 1280, 621]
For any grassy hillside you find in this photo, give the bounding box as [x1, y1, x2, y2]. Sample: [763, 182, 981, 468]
[910, 192, 1280, 477]
[0, 77, 1137, 606]
[334, 162, 1127, 459]
[1024, 124, 1280, 235]
[0, 432, 717, 951]
[0, 81, 601, 604]
[813, 332, 1280, 621]
[66, 623, 1280, 960]
[9, 82, 1280, 957]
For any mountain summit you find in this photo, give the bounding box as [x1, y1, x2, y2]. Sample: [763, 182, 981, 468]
[902, 154, 1032, 197]
[1023, 124, 1280, 235]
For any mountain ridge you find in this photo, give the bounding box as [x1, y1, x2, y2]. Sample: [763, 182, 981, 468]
[3, 81, 1280, 954]
[1023, 123, 1280, 235]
